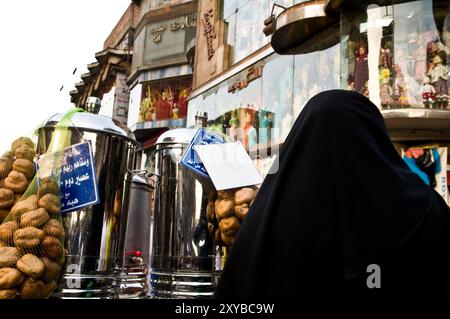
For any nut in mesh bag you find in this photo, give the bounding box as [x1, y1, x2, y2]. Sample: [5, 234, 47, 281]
[0, 247, 21, 267]
[40, 257, 61, 283]
[19, 278, 45, 299]
[16, 254, 45, 279]
[14, 227, 44, 249]
[0, 221, 18, 245]
[37, 177, 60, 198]
[0, 188, 14, 209]
[43, 219, 65, 242]
[13, 159, 36, 180]
[0, 267, 24, 289]
[4, 171, 28, 194]
[14, 146, 36, 162]
[38, 194, 60, 215]
[41, 236, 64, 263]
[11, 137, 34, 155]
[10, 195, 38, 220]
[0, 158, 12, 179]
[20, 208, 50, 228]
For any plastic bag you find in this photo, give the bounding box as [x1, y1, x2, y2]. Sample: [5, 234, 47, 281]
[0, 108, 83, 299]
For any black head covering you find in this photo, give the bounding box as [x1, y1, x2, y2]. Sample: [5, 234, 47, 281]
[215, 90, 449, 298]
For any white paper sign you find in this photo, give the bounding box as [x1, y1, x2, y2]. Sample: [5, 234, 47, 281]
[194, 142, 263, 190]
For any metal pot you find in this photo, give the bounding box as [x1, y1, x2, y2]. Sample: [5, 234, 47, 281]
[149, 128, 224, 299]
[37, 111, 137, 299]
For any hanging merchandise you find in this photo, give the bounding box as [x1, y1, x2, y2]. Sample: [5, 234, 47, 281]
[402, 146, 448, 204]
[428, 51, 449, 109]
[354, 45, 369, 94]
[0, 108, 84, 299]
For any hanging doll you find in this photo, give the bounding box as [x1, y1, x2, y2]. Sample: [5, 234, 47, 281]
[420, 76, 436, 109]
[172, 103, 179, 119]
[362, 81, 369, 98]
[380, 78, 394, 109]
[428, 52, 449, 109]
[178, 88, 189, 118]
[156, 89, 172, 120]
[379, 46, 393, 70]
[354, 46, 369, 93]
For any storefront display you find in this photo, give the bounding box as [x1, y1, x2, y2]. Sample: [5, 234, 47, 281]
[138, 76, 192, 122]
[341, 0, 449, 110]
[188, 43, 340, 176]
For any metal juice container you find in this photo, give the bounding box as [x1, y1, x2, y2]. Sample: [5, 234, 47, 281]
[149, 128, 224, 298]
[37, 112, 137, 298]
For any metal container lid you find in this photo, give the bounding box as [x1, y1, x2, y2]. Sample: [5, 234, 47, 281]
[155, 128, 197, 145]
[42, 112, 137, 143]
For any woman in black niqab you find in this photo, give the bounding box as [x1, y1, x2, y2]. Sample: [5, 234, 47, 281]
[215, 90, 450, 298]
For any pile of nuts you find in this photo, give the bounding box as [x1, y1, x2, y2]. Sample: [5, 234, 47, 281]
[0, 138, 37, 223]
[207, 186, 258, 247]
[0, 138, 64, 299]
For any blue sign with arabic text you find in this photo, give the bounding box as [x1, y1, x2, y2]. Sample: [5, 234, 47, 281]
[58, 142, 99, 213]
[180, 128, 226, 178]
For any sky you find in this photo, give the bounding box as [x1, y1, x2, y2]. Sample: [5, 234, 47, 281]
[0, 0, 130, 152]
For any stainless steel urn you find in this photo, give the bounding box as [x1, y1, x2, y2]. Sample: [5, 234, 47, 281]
[37, 111, 137, 299]
[148, 128, 224, 299]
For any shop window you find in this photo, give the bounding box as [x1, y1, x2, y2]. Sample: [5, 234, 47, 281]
[262, 55, 294, 144]
[221, 0, 271, 64]
[207, 73, 264, 154]
[293, 43, 341, 119]
[186, 94, 206, 127]
[138, 76, 192, 122]
[341, 0, 449, 110]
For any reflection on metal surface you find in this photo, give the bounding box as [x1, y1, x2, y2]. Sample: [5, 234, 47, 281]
[119, 172, 155, 299]
[134, 118, 188, 132]
[38, 114, 137, 299]
[45, 112, 136, 143]
[149, 129, 223, 298]
[270, 0, 339, 54]
[325, 0, 429, 15]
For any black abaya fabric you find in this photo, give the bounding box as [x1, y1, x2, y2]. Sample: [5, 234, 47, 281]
[215, 90, 450, 298]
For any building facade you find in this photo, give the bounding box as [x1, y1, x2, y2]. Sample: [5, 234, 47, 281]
[187, 0, 450, 201]
[126, 0, 198, 154]
[70, 2, 140, 126]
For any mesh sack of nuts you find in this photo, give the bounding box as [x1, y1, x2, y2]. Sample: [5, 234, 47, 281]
[206, 186, 259, 248]
[0, 109, 82, 299]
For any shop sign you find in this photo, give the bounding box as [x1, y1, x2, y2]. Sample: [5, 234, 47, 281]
[37, 142, 100, 214]
[201, 8, 216, 60]
[149, 13, 197, 43]
[228, 64, 264, 93]
[144, 14, 197, 65]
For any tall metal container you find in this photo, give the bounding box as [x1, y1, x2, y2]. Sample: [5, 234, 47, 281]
[37, 112, 137, 299]
[149, 129, 224, 299]
[118, 172, 154, 299]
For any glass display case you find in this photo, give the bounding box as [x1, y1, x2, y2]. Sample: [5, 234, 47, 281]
[138, 76, 192, 122]
[341, 0, 449, 110]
